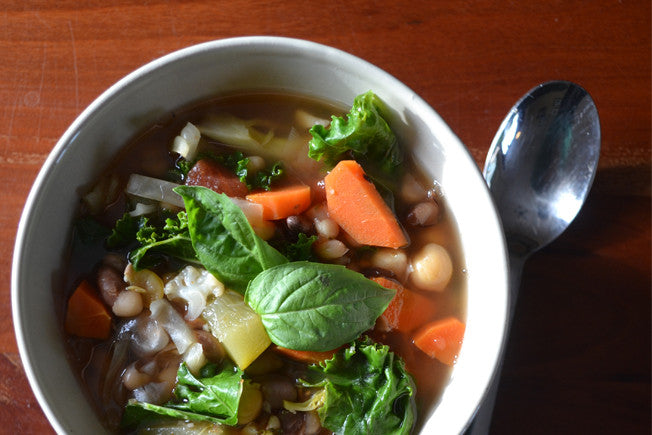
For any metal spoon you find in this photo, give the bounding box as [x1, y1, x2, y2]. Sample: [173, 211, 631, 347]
[468, 80, 601, 434]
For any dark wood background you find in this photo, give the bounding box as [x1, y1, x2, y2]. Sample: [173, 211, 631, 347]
[1, 1, 649, 433]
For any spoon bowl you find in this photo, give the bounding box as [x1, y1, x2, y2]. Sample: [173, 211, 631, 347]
[484, 81, 601, 260]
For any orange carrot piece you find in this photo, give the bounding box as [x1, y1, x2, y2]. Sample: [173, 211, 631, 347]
[372, 276, 437, 334]
[246, 185, 312, 220]
[273, 346, 338, 364]
[324, 160, 408, 248]
[413, 317, 465, 366]
[64, 280, 112, 340]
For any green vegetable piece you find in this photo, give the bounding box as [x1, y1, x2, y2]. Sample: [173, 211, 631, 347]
[74, 216, 111, 245]
[308, 91, 402, 177]
[245, 261, 395, 351]
[127, 212, 198, 270]
[106, 213, 144, 248]
[283, 233, 318, 261]
[122, 362, 244, 428]
[174, 185, 287, 293]
[302, 338, 416, 435]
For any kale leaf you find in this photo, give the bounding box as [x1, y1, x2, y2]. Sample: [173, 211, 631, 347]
[283, 233, 318, 261]
[302, 337, 416, 435]
[308, 91, 403, 179]
[107, 212, 198, 270]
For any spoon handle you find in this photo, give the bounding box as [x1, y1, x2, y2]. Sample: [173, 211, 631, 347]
[466, 254, 525, 434]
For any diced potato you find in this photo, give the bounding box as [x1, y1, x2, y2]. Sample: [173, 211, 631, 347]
[202, 291, 271, 369]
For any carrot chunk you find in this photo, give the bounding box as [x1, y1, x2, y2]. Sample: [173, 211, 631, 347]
[246, 185, 312, 220]
[372, 276, 437, 334]
[412, 317, 465, 366]
[324, 160, 408, 248]
[273, 346, 338, 364]
[64, 280, 112, 340]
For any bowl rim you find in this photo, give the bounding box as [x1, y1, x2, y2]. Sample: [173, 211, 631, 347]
[12, 36, 509, 434]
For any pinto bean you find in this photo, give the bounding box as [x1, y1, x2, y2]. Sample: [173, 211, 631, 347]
[195, 329, 225, 362]
[258, 374, 297, 410]
[186, 159, 248, 197]
[96, 265, 125, 306]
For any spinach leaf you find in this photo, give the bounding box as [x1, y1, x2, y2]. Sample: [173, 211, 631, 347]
[302, 337, 416, 435]
[122, 362, 244, 428]
[308, 91, 402, 179]
[245, 261, 395, 351]
[174, 185, 287, 293]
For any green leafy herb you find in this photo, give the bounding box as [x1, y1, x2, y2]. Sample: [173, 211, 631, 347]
[283, 233, 318, 261]
[302, 337, 416, 435]
[122, 362, 244, 428]
[245, 261, 395, 351]
[128, 211, 198, 269]
[308, 91, 402, 179]
[74, 216, 111, 245]
[174, 185, 287, 293]
[106, 213, 145, 248]
[222, 152, 284, 191]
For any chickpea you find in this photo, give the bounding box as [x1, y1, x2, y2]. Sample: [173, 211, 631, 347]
[410, 243, 453, 292]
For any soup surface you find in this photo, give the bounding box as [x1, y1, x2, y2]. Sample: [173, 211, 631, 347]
[61, 91, 467, 434]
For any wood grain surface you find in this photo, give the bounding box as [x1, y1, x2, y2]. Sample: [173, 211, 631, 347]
[1, 1, 649, 433]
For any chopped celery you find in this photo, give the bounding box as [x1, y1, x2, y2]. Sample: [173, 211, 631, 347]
[202, 290, 271, 369]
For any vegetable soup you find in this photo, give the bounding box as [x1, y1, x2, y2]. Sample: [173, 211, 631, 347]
[61, 91, 467, 434]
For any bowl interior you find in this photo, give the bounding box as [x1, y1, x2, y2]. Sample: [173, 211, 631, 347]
[12, 36, 508, 434]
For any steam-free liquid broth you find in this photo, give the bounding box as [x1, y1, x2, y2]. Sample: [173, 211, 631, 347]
[61, 92, 467, 434]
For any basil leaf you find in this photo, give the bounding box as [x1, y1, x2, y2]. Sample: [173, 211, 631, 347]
[303, 337, 416, 435]
[245, 261, 395, 351]
[174, 185, 287, 293]
[122, 362, 244, 428]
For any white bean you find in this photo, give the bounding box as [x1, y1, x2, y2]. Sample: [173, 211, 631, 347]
[122, 363, 151, 390]
[407, 200, 440, 226]
[400, 173, 428, 202]
[112, 289, 144, 317]
[314, 238, 349, 260]
[246, 155, 266, 172]
[410, 243, 453, 292]
[314, 217, 339, 239]
[371, 248, 408, 280]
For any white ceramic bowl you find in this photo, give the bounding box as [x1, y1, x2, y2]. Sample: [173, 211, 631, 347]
[12, 36, 508, 434]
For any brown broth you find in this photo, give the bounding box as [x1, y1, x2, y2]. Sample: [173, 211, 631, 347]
[62, 91, 466, 433]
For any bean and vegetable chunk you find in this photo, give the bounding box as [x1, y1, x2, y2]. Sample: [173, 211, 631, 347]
[62, 91, 466, 434]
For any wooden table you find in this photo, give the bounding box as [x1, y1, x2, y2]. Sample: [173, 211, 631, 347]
[1, 1, 649, 433]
